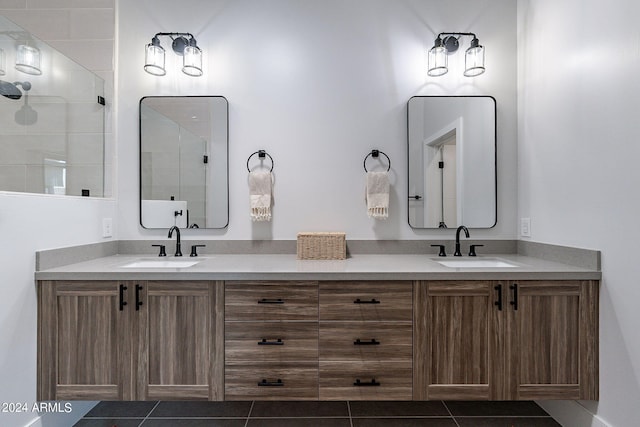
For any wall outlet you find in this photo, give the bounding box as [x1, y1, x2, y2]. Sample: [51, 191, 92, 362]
[520, 217, 531, 237]
[102, 218, 113, 238]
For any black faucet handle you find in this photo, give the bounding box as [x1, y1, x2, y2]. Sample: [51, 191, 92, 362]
[152, 244, 166, 257]
[430, 244, 447, 257]
[190, 244, 206, 257]
[469, 244, 484, 257]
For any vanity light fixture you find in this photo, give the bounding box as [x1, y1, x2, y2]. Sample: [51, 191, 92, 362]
[427, 32, 485, 77]
[144, 32, 202, 77]
[15, 44, 42, 76]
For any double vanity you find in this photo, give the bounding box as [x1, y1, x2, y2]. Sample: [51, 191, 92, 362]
[35, 246, 600, 403]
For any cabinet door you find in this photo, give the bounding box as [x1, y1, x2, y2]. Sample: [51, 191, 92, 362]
[414, 281, 502, 400]
[135, 281, 224, 400]
[507, 280, 599, 400]
[38, 281, 131, 400]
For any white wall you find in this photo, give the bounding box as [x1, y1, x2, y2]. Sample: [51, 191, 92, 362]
[118, 0, 518, 241]
[518, 1, 640, 426]
[0, 2, 116, 426]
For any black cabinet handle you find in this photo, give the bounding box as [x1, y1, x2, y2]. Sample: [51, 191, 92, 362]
[354, 379, 381, 387]
[119, 284, 127, 311]
[258, 298, 284, 304]
[354, 298, 380, 304]
[258, 339, 284, 346]
[135, 284, 143, 311]
[354, 339, 380, 345]
[510, 283, 518, 311]
[494, 284, 503, 311]
[258, 379, 284, 387]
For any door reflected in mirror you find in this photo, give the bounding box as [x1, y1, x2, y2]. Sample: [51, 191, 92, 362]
[408, 96, 496, 229]
[139, 96, 228, 229]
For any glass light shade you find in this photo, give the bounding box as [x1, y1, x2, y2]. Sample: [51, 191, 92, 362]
[0, 48, 5, 76]
[427, 46, 448, 77]
[144, 43, 166, 76]
[15, 44, 42, 75]
[182, 45, 202, 77]
[464, 45, 485, 77]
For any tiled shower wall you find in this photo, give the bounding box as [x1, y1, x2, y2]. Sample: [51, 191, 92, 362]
[0, 0, 115, 196]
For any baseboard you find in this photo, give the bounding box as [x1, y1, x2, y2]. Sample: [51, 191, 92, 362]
[25, 402, 96, 427]
[537, 401, 609, 427]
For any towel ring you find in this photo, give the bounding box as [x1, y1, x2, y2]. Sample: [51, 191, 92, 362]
[247, 150, 274, 172]
[363, 149, 391, 172]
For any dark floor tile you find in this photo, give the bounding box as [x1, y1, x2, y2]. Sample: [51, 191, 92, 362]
[353, 419, 457, 427]
[251, 401, 349, 417]
[141, 420, 246, 427]
[456, 417, 561, 427]
[74, 419, 143, 427]
[349, 401, 449, 417]
[445, 401, 549, 417]
[247, 419, 351, 427]
[84, 401, 158, 418]
[149, 401, 251, 418]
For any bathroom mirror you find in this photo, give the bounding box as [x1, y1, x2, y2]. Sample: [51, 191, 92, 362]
[140, 96, 228, 229]
[407, 96, 496, 228]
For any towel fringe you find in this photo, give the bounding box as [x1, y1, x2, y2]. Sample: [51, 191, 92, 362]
[251, 206, 272, 222]
[368, 206, 388, 219]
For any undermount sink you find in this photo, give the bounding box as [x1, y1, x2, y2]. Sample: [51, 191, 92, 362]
[121, 259, 202, 268]
[435, 258, 518, 268]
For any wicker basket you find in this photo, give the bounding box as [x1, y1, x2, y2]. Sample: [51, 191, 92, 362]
[296, 232, 346, 260]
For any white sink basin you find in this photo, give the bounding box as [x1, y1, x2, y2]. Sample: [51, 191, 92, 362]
[435, 258, 518, 268]
[121, 259, 202, 268]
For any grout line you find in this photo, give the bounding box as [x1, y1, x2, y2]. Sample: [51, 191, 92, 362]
[138, 401, 161, 427]
[347, 401, 353, 427]
[442, 401, 461, 427]
[244, 400, 255, 427]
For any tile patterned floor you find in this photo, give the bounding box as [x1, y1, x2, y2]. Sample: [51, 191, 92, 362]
[74, 401, 561, 427]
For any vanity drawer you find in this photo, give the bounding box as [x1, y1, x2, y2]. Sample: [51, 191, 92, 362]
[225, 281, 318, 321]
[319, 361, 412, 400]
[225, 362, 318, 400]
[225, 322, 318, 362]
[319, 281, 412, 321]
[319, 322, 412, 362]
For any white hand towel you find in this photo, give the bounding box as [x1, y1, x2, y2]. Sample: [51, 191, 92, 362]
[366, 171, 389, 219]
[249, 171, 273, 221]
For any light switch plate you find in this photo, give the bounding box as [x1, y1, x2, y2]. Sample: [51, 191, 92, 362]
[520, 217, 531, 237]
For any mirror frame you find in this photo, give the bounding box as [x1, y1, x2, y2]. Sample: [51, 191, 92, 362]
[407, 95, 497, 229]
[139, 95, 229, 229]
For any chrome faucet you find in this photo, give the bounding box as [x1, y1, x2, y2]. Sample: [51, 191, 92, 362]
[454, 225, 470, 257]
[168, 226, 182, 257]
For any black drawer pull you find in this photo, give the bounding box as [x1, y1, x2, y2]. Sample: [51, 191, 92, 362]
[258, 298, 285, 304]
[354, 339, 380, 346]
[354, 379, 381, 387]
[258, 338, 284, 346]
[354, 298, 380, 304]
[119, 284, 128, 311]
[258, 379, 284, 387]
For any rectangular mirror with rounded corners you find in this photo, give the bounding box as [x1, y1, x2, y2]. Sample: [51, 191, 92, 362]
[139, 96, 228, 229]
[408, 96, 496, 229]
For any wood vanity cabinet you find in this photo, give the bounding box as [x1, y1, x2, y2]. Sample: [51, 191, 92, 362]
[37, 280, 223, 401]
[413, 280, 599, 401]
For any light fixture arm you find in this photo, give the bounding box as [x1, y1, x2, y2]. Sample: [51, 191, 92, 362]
[151, 32, 198, 55]
[434, 32, 479, 53]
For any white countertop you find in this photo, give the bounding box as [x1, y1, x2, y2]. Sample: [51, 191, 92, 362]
[35, 253, 601, 281]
